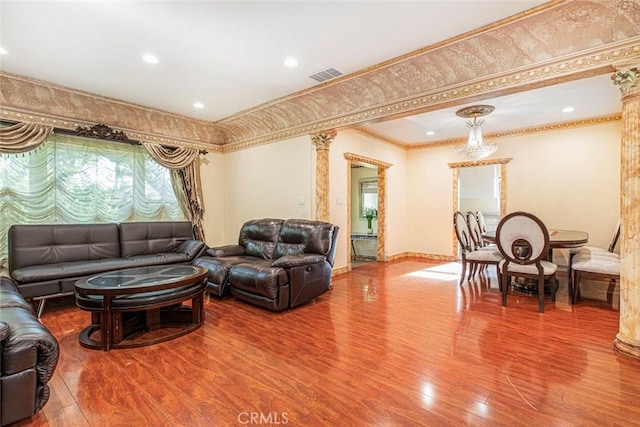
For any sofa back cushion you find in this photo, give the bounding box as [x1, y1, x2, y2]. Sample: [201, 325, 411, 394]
[238, 219, 284, 260]
[274, 219, 336, 259]
[8, 223, 120, 272]
[119, 221, 194, 257]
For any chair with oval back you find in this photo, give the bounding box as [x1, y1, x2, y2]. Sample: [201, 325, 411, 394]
[476, 211, 488, 234]
[467, 211, 487, 249]
[454, 211, 503, 285]
[496, 211, 559, 313]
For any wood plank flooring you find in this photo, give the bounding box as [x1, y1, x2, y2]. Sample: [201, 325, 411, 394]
[15, 259, 640, 426]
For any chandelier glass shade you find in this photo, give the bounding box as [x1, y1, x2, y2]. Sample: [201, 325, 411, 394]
[455, 105, 498, 161]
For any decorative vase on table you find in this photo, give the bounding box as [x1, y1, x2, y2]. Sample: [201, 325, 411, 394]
[364, 207, 377, 235]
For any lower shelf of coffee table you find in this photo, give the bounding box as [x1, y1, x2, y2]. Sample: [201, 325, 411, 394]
[79, 305, 203, 350]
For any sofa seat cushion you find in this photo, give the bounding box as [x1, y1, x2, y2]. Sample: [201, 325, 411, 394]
[11, 258, 138, 283]
[228, 261, 288, 300]
[193, 255, 259, 286]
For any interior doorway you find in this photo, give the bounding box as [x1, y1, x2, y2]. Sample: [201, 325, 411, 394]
[344, 152, 392, 270]
[458, 164, 501, 233]
[449, 158, 511, 256]
[351, 164, 378, 267]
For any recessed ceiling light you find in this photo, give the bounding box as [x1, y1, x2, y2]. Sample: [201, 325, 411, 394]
[284, 57, 298, 67]
[562, 106, 575, 113]
[193, 102, 205, 109]
[0, 47, 8, 55]
[426, 131, 435, 136]
[142, 54, 159, 64]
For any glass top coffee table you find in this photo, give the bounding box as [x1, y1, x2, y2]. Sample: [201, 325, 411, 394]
[75, 265, 208, 351]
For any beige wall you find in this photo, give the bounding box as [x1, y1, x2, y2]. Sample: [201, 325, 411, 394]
[406, 121, 621, 266]
[199, 151, 226, 246]
[216, 136, 314, 244]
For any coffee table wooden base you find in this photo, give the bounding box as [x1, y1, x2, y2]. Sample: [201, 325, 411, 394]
[78, 299, 204, 350]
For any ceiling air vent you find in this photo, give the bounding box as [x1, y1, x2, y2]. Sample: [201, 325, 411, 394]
[309, 67, 343, 83]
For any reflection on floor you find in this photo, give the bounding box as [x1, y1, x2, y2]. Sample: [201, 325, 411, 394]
[25, 258, 635, 426]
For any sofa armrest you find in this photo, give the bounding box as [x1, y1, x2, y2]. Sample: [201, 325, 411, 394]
[175, 240, 206, 259]
[0, 321, 9, 342]
[0, 307, 59, 414]
[206, 245, 245, 257]
[271, 254, 326, 268]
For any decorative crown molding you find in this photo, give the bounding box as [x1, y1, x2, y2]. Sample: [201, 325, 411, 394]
[448, 157, 512, 169]
[409, 114, 622, 150]
[344, 152, 392, 169]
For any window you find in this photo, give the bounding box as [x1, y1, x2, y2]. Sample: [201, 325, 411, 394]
[0, 132, 185, 260]
[359, 178, 378, 218]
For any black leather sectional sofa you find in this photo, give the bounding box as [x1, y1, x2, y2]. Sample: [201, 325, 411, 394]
[8, 221, 205, 316]
[194, 218, 339, 311]
[0, 276, 59, 427]
[1, 218, 338, 424]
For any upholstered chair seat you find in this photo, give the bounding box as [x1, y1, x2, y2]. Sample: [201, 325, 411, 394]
[571, 256, 620, 275]
[467, 250, 503, 263]
[499, 259, 558, 276]
[569, 254, 620, 304]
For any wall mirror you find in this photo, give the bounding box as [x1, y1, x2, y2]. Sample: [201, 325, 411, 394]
[359, 178, 378, 218]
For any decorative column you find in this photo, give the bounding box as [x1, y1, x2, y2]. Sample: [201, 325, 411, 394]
[612, 65, 640, 359]
[311, 130, 336, 222]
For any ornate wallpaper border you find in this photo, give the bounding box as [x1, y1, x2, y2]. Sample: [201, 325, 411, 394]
[1, 1, 637, 153]
[0, 107, 220, 153]
[215, 0, 640, 146]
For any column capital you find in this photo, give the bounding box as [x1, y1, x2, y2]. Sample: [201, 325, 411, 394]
[612, 66, 640, 97]
[311, 130, 337, 150]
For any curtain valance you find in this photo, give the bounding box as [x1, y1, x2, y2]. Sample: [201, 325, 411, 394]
[143, 143, 199, 169]
[0, 122, 52, 154]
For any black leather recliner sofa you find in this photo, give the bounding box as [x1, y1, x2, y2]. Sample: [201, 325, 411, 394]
[193, 218, 339, 311]
[8, 221, 205, 316]
[0, 276, 59, 426]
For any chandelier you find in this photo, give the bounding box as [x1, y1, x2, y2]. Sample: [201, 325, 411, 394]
[455, 105, 498, 161]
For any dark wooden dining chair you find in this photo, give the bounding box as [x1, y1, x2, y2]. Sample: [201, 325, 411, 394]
[454, 211, 502, 285]
[495, 211, 559, 313]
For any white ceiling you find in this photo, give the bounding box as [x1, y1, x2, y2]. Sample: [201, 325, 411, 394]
[0, 1, 622, 145]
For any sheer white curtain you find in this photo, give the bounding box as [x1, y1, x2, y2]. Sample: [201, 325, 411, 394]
[0, 132, 185, 261]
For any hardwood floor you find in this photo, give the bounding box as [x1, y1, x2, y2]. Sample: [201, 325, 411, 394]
[16, 259, 640, 426]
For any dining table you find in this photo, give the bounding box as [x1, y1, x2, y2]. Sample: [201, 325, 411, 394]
[482, 228, 589, 260]
[482, 228, 589, 294]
